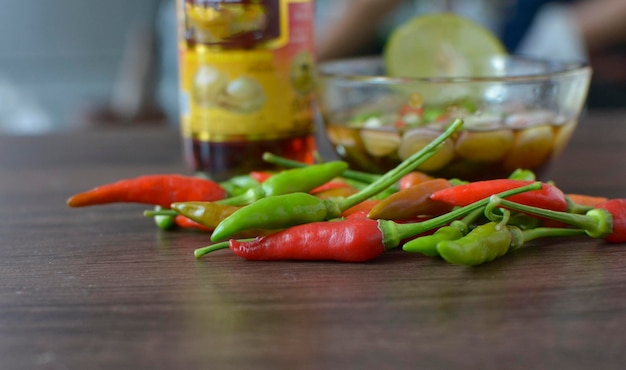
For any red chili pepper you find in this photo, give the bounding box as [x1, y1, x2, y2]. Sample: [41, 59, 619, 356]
[67, 174, 226, 208]
[249, 171, 274, 183]
[175, 215, 212, 231]
[309, 180, 353, 194]
[596, 199, 626, 243]
[342, 199, 381, 219]
[430, 179, 567, 212]
[368, 178, 453, 220]
[228, 218, 387, 262]
[226, 215, 466, 262]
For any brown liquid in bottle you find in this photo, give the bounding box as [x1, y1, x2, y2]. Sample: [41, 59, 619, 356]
[185, 134, 315, 181]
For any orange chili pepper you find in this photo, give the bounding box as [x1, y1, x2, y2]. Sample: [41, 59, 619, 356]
[249, 171, 274, 183]
[398, 171, 434, 190]
[174, 215, 212, 231]
[309, 180, 353, 194]
[170, 201, 240, 230]
[567, 193, 608, 208]
[368, 178, 453, 220]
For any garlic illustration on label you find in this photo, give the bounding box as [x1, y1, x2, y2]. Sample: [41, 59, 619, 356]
[192, 65, 229, 108]
[192, 67, 266, 113]
[218, 76, 267, 113]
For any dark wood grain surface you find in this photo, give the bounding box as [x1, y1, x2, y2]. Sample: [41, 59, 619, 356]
[2, 111, 626, 370]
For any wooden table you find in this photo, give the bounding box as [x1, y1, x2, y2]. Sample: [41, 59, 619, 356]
[1, 111, 626, 370]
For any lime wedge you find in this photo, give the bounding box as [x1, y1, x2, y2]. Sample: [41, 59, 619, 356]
[384, 13, 507, 79]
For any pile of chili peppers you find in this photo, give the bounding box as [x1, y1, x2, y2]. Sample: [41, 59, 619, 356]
[67, 119, 626, 266]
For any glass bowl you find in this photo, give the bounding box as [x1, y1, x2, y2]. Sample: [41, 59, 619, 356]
[315, 56, 591, 181]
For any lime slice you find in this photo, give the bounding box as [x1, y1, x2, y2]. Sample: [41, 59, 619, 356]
[384, 13, 507, 79]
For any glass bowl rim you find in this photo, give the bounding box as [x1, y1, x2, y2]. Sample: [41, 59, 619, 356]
[316, 55, 591, 84]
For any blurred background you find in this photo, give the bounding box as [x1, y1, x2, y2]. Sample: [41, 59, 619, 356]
[0, 0, 624, 135]
[0, 0, 164, 134]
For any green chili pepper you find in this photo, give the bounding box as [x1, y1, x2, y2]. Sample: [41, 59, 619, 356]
[151, 206, 176, 230]
[219, 174, 260, 197]
[504, 213, 543, 229]
[402, 206, 483, 257]
[437, 221, 515, 266]
[437, 206, 587, 266]
[216, 161, 349, 206]
[215, 193, 342, 235]
[439, 222, 588, 266]
[262, 152, 384, 185]
[210, 119, 464, 241]
[402, 221, 467, 257]
[507, 168, 536, 181]
[340, 178, 397, 200]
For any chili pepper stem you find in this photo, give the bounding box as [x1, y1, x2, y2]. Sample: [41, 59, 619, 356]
[459, 206, 485, 229]
[513, 227, 587, 250]
[342, 178, 397, 200]
[489, 196, 613, 239]
[339, 119, 464, 211]
[566, 197, 595, 214]
[143, 209, 178, 217]
[381, 182, 543, 247]
[194, 238, 255, 258]
[262, 152, 382, 184]
[215, 161, 349, 206]
[194, 241, 231, 258]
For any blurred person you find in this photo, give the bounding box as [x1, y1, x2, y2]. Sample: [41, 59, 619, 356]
[316, 0, 626, 62]
[315, 0, 626, 108]
[79, 22, 168, 127]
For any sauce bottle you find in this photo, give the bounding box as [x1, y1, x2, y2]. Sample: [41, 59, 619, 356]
[176, 0, 316, 181]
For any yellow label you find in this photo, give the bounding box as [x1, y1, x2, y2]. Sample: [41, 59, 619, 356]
[178, 0, 315, 142]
